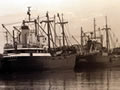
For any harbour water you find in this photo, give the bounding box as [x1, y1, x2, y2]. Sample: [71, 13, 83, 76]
[0, 68, 120, 90]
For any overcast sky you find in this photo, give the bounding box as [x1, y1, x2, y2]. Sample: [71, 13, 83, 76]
[0, 0, 120, 52]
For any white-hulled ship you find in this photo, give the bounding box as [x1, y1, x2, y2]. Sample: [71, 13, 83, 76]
[75, 17, 120, 69]
[1, 7, 76, 72]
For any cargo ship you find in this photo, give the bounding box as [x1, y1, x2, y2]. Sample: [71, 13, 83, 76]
[1, 7, 76, 72]
[75, 17, 120, 69]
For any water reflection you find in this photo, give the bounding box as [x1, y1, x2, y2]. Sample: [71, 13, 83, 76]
[0, 68, 120, 90]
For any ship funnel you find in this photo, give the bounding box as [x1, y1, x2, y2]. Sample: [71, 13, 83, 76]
[21, 25, 29, 47]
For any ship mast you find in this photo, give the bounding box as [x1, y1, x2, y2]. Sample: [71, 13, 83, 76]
[46, 12, 51, 51]
[102, 16, 111, 52]
[81, 27, 83, 47]
[57, 13, 68, 47]
[94, 18, 96, 39]
[40, 12, 54, 52]
[105, 16, 110, 52]
[53, 15, 57, 48]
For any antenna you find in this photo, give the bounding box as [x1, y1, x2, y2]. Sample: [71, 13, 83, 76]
[105, 16, 108, 27]
[27, 7, 31, 21]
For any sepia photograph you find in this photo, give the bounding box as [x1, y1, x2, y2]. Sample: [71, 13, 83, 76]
[0, 0, 120, 90]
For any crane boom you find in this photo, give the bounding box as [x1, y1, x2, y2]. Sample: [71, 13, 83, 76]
[2, 24, 13, 37]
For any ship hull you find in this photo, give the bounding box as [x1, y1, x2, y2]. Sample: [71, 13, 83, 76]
[75, 54, 120, 69]
[1, 54, 76, 72]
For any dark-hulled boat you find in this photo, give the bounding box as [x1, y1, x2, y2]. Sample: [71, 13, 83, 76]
[75, 17, 120, 69]
[1, 7, 76, 72]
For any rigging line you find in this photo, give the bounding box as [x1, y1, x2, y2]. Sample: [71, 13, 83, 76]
[64, 27, 71, 46]
[64, 24, 70, 37]
[110, 31, 119, 47]
[49, 17, 54, 19]
[56, 25, 62, 46]
[66, 36, 72, 46]
[39, 16, 46, 19]
[64, 24, 69, 43]
[101, 30, 105, 45]
[36, 16, 46, 19]
[110, 30, 119, 42]
[64, 24, 73, 45]
[54, 21, 69, 46]
[109, 30, 116, 41]
[38, 29, 44, 36]
[57, 24, 61, 34]
[109, 31, 115, 48]
[48, 22, 55, 48]
[13, 25, 22, 28]
[37, 23, 58, 47]
[64, 34, 69, 46]
[4, 21, 22, 26]
[62, 23, 70, 46]
[72, 35, 80, 45]
[38, 23, 46, 36]
[50, 23, 58, 41]
[65, 23, 71, 36]
[43, 23, 47, 30]
[65, 35, 71, 46]
[30, 16, 47, 21]
[66, 30, 71, 46]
